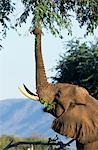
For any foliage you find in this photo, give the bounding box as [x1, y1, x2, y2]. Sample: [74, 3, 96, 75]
[17, 0, 98, 35]
[0, 0, 15, 49]
[0, 0, 98, 45]
[0, 0, 98, 49]
[53, 39, 98, 99]
[0, 0, 15, 34]
[0, 0, 98, 36]
[16, 0, 72, 37]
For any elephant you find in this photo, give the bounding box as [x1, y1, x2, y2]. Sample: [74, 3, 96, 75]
[19, 27, 98, 150]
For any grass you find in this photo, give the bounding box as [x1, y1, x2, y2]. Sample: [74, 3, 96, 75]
[0, 135, 48, 150]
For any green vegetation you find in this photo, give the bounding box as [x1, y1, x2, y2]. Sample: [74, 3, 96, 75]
[0, 135, 48, 150]
[53, 39, 98, 99]
[0, 0, 15, 36]
[0, 135, 70, 149]
[1, 0, 98, 42]
[1, 0, 98, 34]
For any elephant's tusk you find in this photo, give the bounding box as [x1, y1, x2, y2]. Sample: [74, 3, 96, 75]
[23, 84, 38, 96]
[18, 86, 39, 100]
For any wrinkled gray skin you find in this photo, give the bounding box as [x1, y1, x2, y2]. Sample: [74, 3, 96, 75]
[25, 28, 98, 150]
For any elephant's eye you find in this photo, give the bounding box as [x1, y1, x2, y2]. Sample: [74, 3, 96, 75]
[55, 90, 61, 99]
[70, 102, 75, 108]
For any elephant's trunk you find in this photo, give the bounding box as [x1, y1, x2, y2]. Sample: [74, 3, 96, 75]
[33, 28, 48, 94]
[19, 27, 49, 101]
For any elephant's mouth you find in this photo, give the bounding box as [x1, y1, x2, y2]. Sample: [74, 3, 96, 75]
[43, 99, 65, 118]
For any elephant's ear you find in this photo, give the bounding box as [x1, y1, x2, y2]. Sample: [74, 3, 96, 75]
[52, 96, 98, 144]
[55, 86, 89, 113]
[75, 86, 89, 105]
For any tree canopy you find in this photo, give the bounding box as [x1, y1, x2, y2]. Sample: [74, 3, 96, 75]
[0, 0, 98, 49]
[0, 0, 98, 37]
[0, 0, 15, 49]
[0, 0, 15, 35]
[16, 0, 98, 35]
[53, 39, 98, 99]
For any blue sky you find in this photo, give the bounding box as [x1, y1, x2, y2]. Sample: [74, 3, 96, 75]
[0, 1, 98, 100]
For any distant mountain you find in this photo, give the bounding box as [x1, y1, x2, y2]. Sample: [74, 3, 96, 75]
[0, 98, 55, 137]
[0, 98, 76, 149]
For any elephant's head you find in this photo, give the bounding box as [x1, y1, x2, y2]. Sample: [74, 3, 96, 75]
[19, 79, 98, 145]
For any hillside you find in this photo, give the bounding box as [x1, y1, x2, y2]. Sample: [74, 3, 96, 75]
[0, 98, 55, 137]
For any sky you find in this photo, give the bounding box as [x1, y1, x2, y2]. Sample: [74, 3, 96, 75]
[0, 1, 98, 100]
